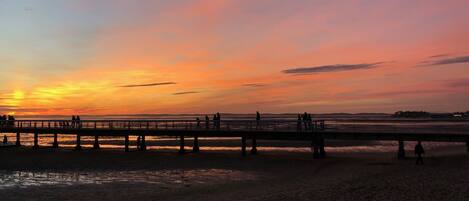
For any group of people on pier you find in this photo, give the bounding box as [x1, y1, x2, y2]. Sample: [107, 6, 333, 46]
[59, 116, 82, 128]
[0, 115, 15, 127]
[297, 112, 314, 130]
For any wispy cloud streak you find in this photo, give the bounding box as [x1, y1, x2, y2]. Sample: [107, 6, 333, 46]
[282, 62, 384, 75]
[119, 82, 177, 88]
[430, 55, 469, 66]
[172, 91, 200, 95]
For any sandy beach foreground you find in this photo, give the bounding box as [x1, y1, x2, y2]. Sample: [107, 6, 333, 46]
[0, 146, 468, 201]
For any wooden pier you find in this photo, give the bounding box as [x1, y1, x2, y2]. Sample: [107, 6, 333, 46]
[1, 119, 468, 158]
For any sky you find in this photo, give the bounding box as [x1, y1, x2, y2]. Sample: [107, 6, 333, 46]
[0, 0, 469, 115]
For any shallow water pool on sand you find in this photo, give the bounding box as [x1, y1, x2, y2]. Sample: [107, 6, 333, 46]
[0, 169, 257, 189]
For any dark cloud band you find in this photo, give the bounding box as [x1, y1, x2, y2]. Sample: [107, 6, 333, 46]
[282, 62, 383, 75]
[119, 82, 177, 88]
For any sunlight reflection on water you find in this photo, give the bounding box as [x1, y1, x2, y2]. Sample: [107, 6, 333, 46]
[0, 169, 257, 189]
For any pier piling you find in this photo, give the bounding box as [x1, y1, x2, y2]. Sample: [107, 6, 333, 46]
[125, 135, 129, 152]
[179, 135, 185, 154]
[319, 136, 326, 158]
[93, 135, 100, 149]
[397, 140, 405, 159]
[250, 135, 257, 155]
[242, 136, 247, 156]
[33, 132, 39, 149]
[15, 132, 21, 147]
[75, 134, 82, 150]
[193, 136, 200, 153]
[52, 133, 58, 148]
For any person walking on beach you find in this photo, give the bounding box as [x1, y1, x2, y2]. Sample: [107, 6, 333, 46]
[415, 141, 425, 165]
[3, 135, 7, 144]
[205, 115, 210, 129]
[136, 136, 141, 150]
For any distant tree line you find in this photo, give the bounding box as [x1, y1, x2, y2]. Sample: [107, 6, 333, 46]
[393, 111, 431, 118]
[393, 111, 469, 119]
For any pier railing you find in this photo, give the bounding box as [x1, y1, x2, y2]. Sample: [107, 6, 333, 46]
[0, 120, 325, 132]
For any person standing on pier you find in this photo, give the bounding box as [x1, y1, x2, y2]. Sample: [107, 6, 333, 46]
[77, 116, 81, 128]
[72, 116, 76, 128]
[205, 115, 210, 129]
[196, 117, 201, 128]
[415, 141, 425, 165]
[256, 111, 261, 129]
[297, 114, 302, 131]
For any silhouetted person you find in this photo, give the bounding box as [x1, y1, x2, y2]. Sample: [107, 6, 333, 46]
[303, 112, 308, 130]
[196, 117, 201, 128]
[256, 111, 261, 129]
[72, 116, 76, 128]
[76, 116, 81, 128]
[3, 135, 7, 144]
[415, 141, 425, 165]
[205, 115, 210, 129]
[307, 114, 313, 129]
[213, 114, 217, 129]
[216, 113, 221, 129]
[136, 136, 141, 150]
[297, 114, 302, 131]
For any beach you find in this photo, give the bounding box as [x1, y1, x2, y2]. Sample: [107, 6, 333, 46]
[0, 143, 468, 201]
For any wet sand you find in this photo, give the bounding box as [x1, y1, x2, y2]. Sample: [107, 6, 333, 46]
[0, 145, 468, 201]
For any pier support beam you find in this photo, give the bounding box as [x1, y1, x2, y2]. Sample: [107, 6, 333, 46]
[125, 135, 129, 152]
[241, 136, 247, 156]
[52, 133, 58, 148]
[93, 135, 100, 149]
[193, 136, 200, 153]
[33, 132, 39, 149]
[250, 135, 257, 155]
[140, 135, 146, 151]
[397, 140, 405, 159]
[312, 134, 320, 158]
[75, 134, 82, 151]
[15, 132, 21, 147]
[179, 136, 185, 154]
[319, 136, 326, 158]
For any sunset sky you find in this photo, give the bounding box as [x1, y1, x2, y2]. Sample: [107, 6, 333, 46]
[1, 0, 469, 115]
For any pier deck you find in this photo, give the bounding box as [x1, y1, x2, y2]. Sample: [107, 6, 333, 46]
[1, 119, 468, 158]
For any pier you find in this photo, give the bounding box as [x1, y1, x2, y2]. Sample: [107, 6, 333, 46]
[1, 119, 469, 158]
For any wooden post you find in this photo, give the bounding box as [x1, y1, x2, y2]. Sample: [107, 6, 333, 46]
[319, 135, 326, 158]
[179, 135, 185, 154]
[52, 133, 58, 148]
[15, 132, 21, 147]
[93, 135, 100, 149]
[33, 132, 39, 149]
[241, 136, 247, 156]
[193, 136, 200, 153]
[75, 134, 82, 150]
[250, 135, 257, 155]
[312, 132, 320, 158]
[397, 140, 405, 159]
[125, 135, 129, 152]
[141, 135, 146, 151]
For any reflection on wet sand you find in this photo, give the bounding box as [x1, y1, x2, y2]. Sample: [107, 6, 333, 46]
[0, 169, 257, 189]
